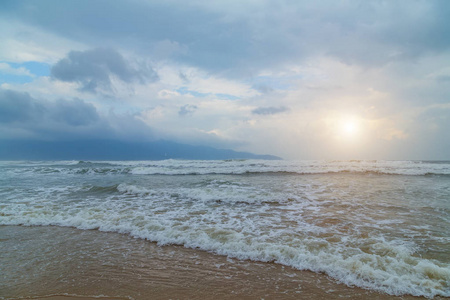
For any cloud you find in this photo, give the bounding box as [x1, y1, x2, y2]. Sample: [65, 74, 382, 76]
[51, 48, 158, 93]
[252, 106, 289, 115]
[50, 98, 99, 126]
[0, 89, 99, 128]
[0, 89, 43, 123]
[178, 104, 197, 116]
[3, 1, 449, 76]
[0, 15, 91, 66]
[152, 40, 188, 60]
[158, 89, 180, 99]
[0, 88, 120, 140]
[252, 84, 274, 94]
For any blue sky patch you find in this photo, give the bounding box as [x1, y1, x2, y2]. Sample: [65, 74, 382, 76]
[12, 61, 51, 77]
[0, 73, 33, 84]
[0, 61, 50, 84]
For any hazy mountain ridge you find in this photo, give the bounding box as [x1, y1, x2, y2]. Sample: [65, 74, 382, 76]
[0, 140, 281, 160]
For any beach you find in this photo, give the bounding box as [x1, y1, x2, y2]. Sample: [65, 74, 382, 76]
[3, 1, 450, 298]
[1, 160, 449, 299]
[0, 225, 428, 300]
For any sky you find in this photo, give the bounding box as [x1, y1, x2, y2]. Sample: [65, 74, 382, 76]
[0, 0, 449, 160]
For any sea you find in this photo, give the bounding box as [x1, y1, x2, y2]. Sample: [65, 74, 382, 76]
[0, 160, 449, 299]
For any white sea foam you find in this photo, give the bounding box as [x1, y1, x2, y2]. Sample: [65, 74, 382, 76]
[128, 159, 450, 176]
[2, 159, 450, 176]
[1, 200, 448, 297]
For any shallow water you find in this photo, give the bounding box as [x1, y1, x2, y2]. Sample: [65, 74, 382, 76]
[0, 160, 449, 298]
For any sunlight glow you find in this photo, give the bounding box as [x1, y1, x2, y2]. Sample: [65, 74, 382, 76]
[337, 117, 361, 140]
[343, 120, 357, 135]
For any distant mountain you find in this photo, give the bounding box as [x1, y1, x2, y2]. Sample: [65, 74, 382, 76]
[0, 140, 281, 160]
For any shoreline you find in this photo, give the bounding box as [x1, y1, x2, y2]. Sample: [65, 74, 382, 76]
[0, 225, 434, 300]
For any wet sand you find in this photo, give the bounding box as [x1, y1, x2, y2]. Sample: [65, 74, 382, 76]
[0, 226, 435, 300]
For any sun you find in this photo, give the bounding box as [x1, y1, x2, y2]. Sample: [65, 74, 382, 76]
[343, 120, 357, 135]
[340, 118, 360, 138]
[326, 114, 363, 142]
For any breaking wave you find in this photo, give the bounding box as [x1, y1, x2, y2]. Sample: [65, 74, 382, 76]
[1, 159, 449, 176]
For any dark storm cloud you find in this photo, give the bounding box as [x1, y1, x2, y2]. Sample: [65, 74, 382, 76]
[0, 89, 99, 127]
[50, 99, 99, 126]
[0, 88, 156, 142]
[0, 88, 120, 142]
[252, 106, 289, 116]
[51, 48, 158, 93]
[0, 89, 44, 123]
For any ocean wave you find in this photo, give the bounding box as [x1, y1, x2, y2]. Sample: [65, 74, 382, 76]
[1, 182, 449, 297]
[1, 159, 449, 297]
[115, 182, 290, 205]
[0, 217, 448, 298]
[3, 160, 449, 176]
[6, 168, 450, 177]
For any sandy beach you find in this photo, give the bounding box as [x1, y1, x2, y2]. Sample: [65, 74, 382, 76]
[0, 225, 431, 300]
